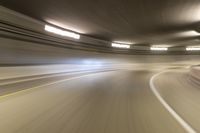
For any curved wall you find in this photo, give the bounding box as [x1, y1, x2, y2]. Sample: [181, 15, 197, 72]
[189, 66, 200, 85]
[0, 5, 200, 66]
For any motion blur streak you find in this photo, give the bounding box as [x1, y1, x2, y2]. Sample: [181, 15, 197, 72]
[44, 25, 80, 39]
[0, 63, 200, 133]
[150, 47, 168, 51]
[0, 67, 186, 133]
[186, 47, 200, 51]
[1, 3, 200, 133]
[111, 43, 130, 49]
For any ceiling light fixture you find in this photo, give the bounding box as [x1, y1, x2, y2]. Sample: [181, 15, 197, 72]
[45, 25, 80, 39]
[111, 43, 130, 49]
[177, 30, 200, 37]
[186, 46, 200, 51]
[150, 47, 168, 51]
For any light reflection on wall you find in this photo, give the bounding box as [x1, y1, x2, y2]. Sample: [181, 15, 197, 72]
[45, 19, 86, 34]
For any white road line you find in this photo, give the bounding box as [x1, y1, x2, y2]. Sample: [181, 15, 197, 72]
[149, 71, 196, 133]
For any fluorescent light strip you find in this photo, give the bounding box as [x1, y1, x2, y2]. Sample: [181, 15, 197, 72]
[111, 43, 130, 49]
[150, 47, 168, 51]
[45, 25, 80, 39]
[186, 47, 200, 51]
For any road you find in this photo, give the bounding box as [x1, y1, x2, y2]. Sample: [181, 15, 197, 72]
[0, 68, 199, 133]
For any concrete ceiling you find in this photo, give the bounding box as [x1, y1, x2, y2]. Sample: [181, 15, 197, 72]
[1, 0, 200, 47]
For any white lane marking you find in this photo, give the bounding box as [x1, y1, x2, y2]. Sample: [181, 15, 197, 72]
[150, 71, 196, 133]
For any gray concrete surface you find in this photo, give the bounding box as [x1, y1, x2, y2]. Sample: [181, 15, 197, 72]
[153, 69, 200, 132]
[0, 69, 188, 133]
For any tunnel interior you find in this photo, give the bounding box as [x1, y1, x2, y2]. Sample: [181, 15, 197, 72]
[0, 1, 200, 133]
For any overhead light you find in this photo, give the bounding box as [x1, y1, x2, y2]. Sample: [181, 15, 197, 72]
[45, 19, 85, 34]
[111, 43, 130, 49]
[113, 41, 133, 45]
[177, 30, 200, 37]
[44, 25, 80, 39]
[150, 47, 168, 51]
[186, 46, 200, 51]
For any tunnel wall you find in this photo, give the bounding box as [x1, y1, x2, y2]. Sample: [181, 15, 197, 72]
[0, 5, 200, 66]
[189, 66, 200, 85]
[0, 64, 116, 80]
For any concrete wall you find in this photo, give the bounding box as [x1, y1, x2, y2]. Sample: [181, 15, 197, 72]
[0, 5, 200, 81]
[0, 64, 115, 80]
[189, 66, 200, 85]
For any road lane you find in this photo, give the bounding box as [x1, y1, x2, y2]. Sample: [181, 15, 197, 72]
[153, 69, 200, 132]
[150, 70, 196, 133]
[0, 70, 185, 133]
[0, 69, 115, 96]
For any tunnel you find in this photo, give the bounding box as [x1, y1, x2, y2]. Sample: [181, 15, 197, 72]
[0, 0, 200, 133]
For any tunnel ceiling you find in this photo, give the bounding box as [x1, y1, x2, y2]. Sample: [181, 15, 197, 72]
[1, 0, 200, 47]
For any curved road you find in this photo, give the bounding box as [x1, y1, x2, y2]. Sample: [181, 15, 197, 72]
[0, 68, 198, 133]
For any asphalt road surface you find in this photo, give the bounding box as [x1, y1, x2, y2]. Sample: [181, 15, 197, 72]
[0, 68, 199, 133]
